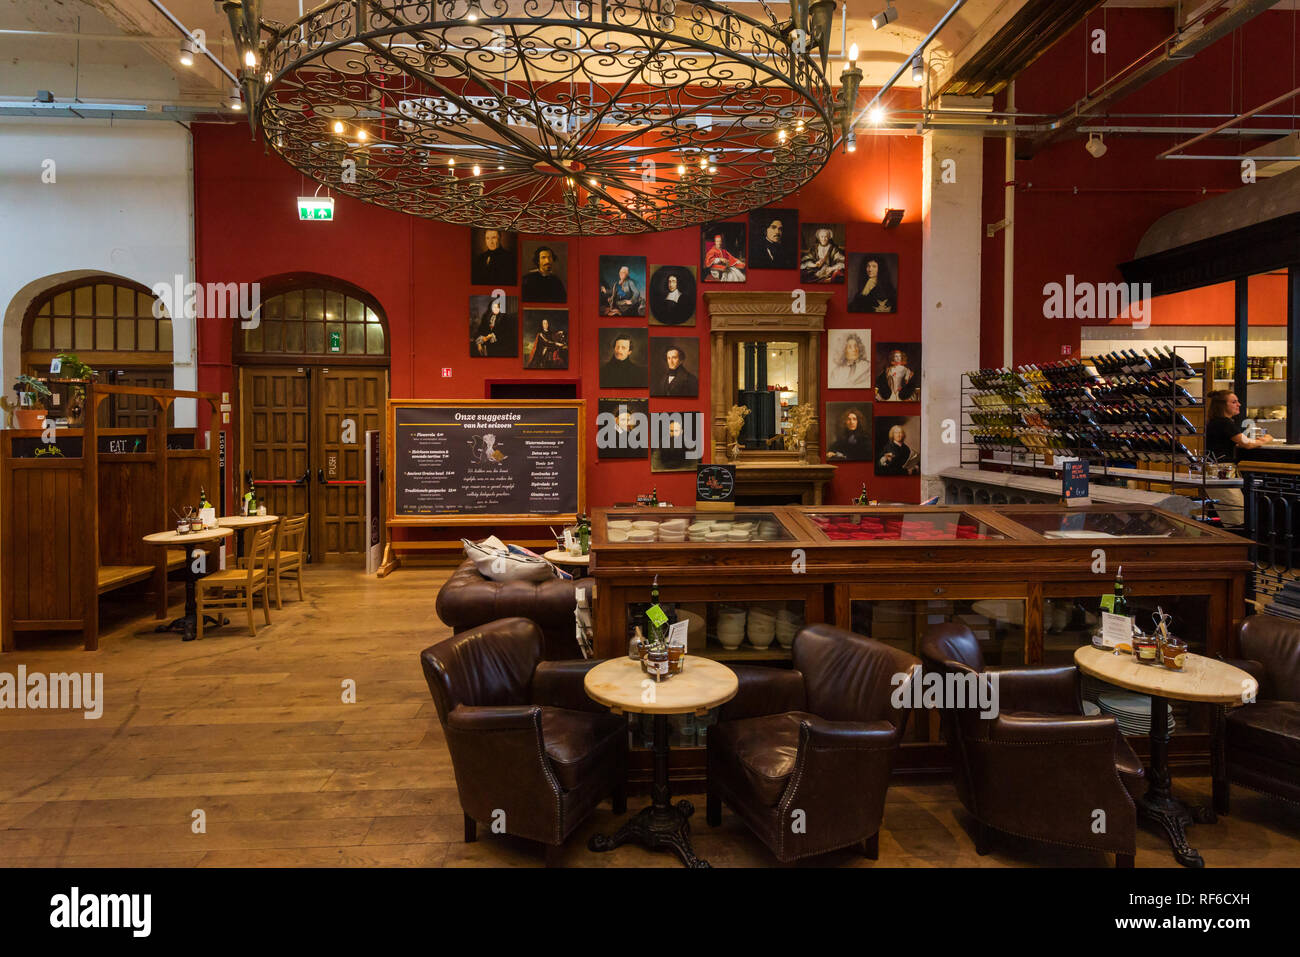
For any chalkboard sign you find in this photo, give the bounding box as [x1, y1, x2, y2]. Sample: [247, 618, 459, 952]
[98, 434, 148, 454]
[388, 400, 584, 525]
[10, 436, 83, 458]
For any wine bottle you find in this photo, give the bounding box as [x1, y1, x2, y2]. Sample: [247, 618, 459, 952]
[1113, 566, 1128, 617]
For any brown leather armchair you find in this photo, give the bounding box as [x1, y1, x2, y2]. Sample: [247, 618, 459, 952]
[435, 559, 589, 660]
[705, 624, 918, 863]
[420, 617, 626, 865]
[1225, 614, 1300, 808]
[922, 622, 1142, 867]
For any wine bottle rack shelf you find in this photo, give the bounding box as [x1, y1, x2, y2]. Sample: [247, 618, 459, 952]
[960, 346, 1214, 515]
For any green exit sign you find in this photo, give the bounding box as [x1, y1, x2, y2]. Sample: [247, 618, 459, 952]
[298, 197, 335, 221]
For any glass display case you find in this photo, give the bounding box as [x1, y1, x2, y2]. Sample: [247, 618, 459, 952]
[802, 509, 1009, 541]
[589, 503, 1251, 778]
[997, 507, 1210, 539]
[599, 508, 796, 544]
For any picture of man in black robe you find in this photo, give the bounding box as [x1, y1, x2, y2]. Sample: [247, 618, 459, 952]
[471, 228, 516, 286]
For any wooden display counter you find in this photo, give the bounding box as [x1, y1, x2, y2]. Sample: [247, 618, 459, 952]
[589, 504, 1252, 784]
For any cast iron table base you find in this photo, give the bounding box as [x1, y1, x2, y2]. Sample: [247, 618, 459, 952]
[1139, 693, 1219, 868]
[153, 548, 226, 641]
[588, 713, 710, 868]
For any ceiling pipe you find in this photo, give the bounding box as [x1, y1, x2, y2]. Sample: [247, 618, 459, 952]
[1158, 83, 1300, 159]
[1024, 0, 1277, 156]
[146, 0, 239, 84]
[852, 0, 969, 131]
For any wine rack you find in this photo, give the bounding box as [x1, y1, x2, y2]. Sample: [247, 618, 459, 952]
[960, 346, 1210, 504]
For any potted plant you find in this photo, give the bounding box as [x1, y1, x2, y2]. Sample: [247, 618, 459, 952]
[53, 353, 96, 426]
[12, 375, 52, 429]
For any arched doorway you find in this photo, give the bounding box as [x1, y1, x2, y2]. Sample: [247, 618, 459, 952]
[21, 275, 175, 427]
[235, 275, 390, 560]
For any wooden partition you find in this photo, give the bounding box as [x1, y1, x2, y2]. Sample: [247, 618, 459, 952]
[1, 384, 221, 652]
[1, 396, 98, 650]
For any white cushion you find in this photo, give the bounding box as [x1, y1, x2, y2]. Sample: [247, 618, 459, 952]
[462, 537, 554, 582]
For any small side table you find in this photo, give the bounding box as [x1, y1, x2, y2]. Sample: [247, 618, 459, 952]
[1075, 645, 1257, 868]
[542, 548, 589, 572]
[583, 656, 737, 868]
[143, 527, 233, 642]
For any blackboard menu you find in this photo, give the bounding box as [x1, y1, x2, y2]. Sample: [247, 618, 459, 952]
[393, 403, 580, 518]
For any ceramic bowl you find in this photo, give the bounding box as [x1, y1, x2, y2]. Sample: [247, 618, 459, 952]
[608, 528, 629, 543]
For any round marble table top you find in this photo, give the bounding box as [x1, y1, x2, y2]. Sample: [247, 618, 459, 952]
[1074, 645, 1257, 705]
[143, 527, 233, 546]
[217, 514, 279, 528]
[542, 548, 589, 565]
[584, 656, 738, 716]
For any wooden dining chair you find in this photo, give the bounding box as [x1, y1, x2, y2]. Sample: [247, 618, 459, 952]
[269, 514, 309, 608]
[197, 526, 275, 639]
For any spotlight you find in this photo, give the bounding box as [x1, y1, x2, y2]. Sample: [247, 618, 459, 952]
[845, 130, 856, 153]
[869, 105, 885, 125]
[179, 39, 196, 67]
[228, 86, 244, 110]
[882, 208, 904, 229]
[465, 0, 482, 22]
[912, 55, 924, 83]
[872, 4, 898, 29]
[1085, 132, 1107, 158]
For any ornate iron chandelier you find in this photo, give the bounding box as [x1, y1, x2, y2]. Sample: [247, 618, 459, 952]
[227, 0, 860, 235]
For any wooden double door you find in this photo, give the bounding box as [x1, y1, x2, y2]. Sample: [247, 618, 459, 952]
[239, 365, 387, 560]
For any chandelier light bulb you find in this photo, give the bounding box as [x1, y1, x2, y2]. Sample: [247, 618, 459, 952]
[356, 129, 368, 141]
[699, 156, 708, 169]
[264, 70, 273, 84]
[677, 164, 686, 175]
[448, 157, 455, 166]
[848, 43, 859, 67]
[497, 164, 505, 171]
[778, 129, 787, 142]
[473, 164, 481, 176]
[589, 177, 597, 186]
[333, 120, 344, 134]
[244, 49, 257, 68]
[708, 166, 716, 174]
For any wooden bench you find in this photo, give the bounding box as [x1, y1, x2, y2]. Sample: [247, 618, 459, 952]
[96, 564, 157, 595]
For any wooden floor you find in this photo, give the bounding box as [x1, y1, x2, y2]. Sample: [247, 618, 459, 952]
[1, 564, 1297, 868]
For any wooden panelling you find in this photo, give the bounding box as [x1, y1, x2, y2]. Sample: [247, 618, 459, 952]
[98, 461, 160, 566]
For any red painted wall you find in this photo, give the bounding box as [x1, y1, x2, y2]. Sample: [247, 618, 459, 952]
[193, 124, 924, 520]
[980, 7, 1299, 366]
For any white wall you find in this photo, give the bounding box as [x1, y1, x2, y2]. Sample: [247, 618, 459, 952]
[0, 117, 195, 419]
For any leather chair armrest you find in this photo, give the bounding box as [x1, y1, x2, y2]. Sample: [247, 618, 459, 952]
[531, 659, 609, 713]
[971, 712, 1136, 854]
[447, 703, 544, 734]
[797, 714, 900, 749]
[988, 712, 1119, 744]
[986, 665, 1081, 715]
[717, 665, 807, 722]
[776, 716, 903, 856]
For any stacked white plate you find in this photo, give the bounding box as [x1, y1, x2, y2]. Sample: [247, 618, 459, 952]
[608, 519, 632, 543]
[1096, 692, 1175, 736]
[716, 606, 747, 649]
[627, 528, 656, 543]
[705, 529, 729, 542]
[757, 520, 782, 541]
[775, 609, 803, 648]
[747, 606, 777, 649]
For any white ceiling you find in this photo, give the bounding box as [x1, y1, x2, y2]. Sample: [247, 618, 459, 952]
[0, 0, 1040, 109]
